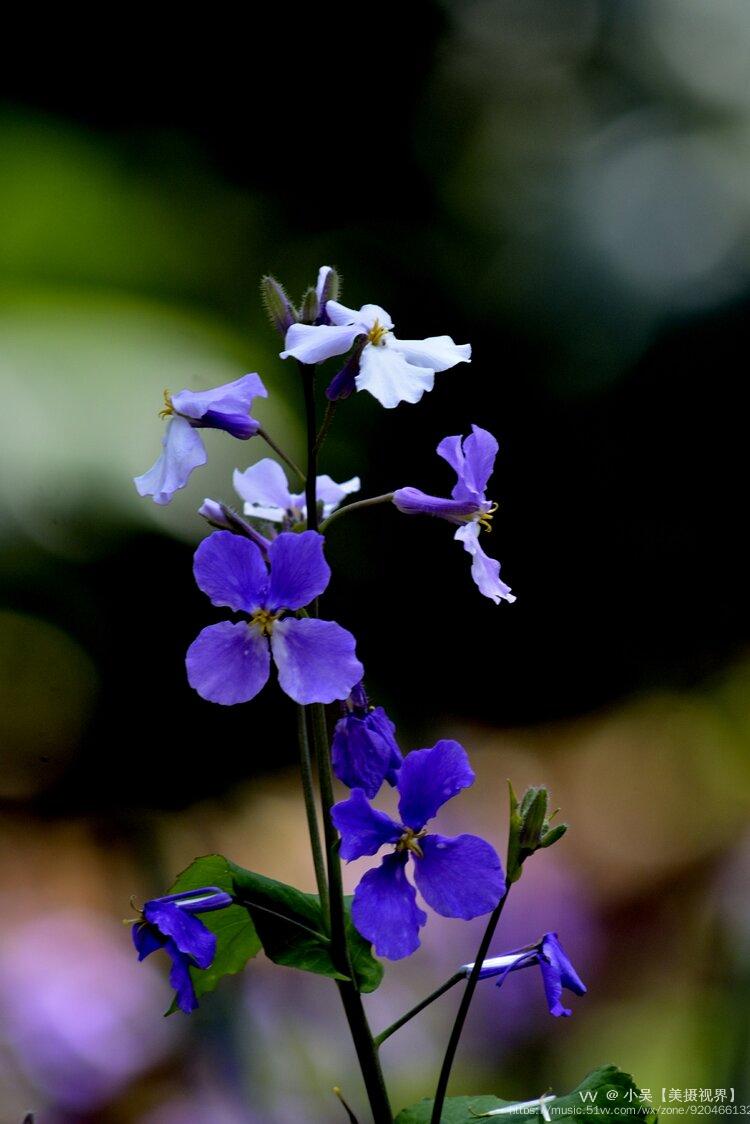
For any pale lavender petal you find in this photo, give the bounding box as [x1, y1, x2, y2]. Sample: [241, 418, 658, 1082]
[270, 617, 363, 704]
[413, 833, 505, 919]
[455, 523, 516, 605]
[392, 487, 477, 522]
[134, 416, 206, 506]
[280, 322, 364, 365]
[436, 433, 465, 478]
[172, 373, 267, 421]
[356, 342, 435, 408]
[459, 425, 498, 496]
[266, 531, 330, 611]
[397, 740, 475, 831]
[233, 459, 293, 519]
[351, 853, 427, 961]
[326, 301, 392, 330]
[313, 474, 361, 510]
[388, 335, 471, 371]
[331, 789, 401, 860]
[186, 621, 270, 705]
[193, 530, 269, 613]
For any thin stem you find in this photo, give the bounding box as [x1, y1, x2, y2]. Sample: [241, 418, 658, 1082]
[430, 890, 510, 1124]
[319, 493, 395, 533]
[300, 363, 319, 532]
[296, 705, 329, 919]
[374, 972, 465, 1048]
[313, 399, 338, 456]
[310, 702, 349, 963]
[258, 426, 305, 483]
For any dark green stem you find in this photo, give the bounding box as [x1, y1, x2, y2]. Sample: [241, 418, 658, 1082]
[300, 363, 319, 531]
[313, 399, 338, 456]
[430, 890, 510, 1124]
[374, 972, 465, 1048]
[296, 705, 329, 919]
[319, 493, 395, 533]
[257, 426, 305, 483]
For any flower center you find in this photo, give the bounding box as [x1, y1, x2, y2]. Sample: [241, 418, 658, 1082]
[366, 320, 389, 347]
[250, 608, 280, 636]
[474, 502, 499, 533]
[159, 389, 174, 419]
[396, 827, 426, 858]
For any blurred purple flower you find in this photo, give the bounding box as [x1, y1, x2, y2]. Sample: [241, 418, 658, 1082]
[393, 425, 516, 605]
[132, 887, 232, 1014]
[134, 374, 267, 505]
[280, 300, 470, 409]
[332, 740, 505, 960]
[233, 458, 359, 528]
[331, 682, 403, 798]
[186, 530, 363, 705]
[463, 931, 586, 1017]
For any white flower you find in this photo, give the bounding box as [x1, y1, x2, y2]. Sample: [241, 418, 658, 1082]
[280, 300, 471, 409]
[233, 458, 360, 523]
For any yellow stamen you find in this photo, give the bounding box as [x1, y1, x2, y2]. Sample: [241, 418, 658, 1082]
[250, 608, 280, 636]
[159, 388, 174, 419]
[396, 827, 427, 858]
[476, 502, 499, 533]
[366, 319, 389, 347]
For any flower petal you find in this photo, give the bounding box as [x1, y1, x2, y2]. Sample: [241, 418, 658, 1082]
[266, 531, 331, 611]
[413, 833, 505, 920]
[397, 739, 475, 831]
[454, 523, 516, 605]
[270, 617, 363, 704]
[351, 852, 427, 961]
[459, 425, 498, 497]
[312, 474, 361, 515]
[356, 342, 435, 409]
[326, 301, 392, 331]
[165, 940, 200, 1013]
[132, 922, 164, 961]
[233, 458, 293, 521]
[134, 415, 206, 506]
[538, 957, 571, 1017]
[193, 530, 269, 613]
[143, 900, 216, 967]
[186, 621, 271, 705]
[331, 788, 402, 860]
[280, 322, 364, 365]
[392, 487, 477, 522]
[331, 706, 403, 798]
[389, 335, 471, 371]
[541, 933, 586, 997]
[315, 266, 338, 324]
[172, 373, 267, 422]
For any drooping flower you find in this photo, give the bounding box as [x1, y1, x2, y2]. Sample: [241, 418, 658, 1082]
[393, 425, 516, 605]
[280, 300, 470, 409]
[198, 498, 272, 550]
[131, 887, 232, 1013]
[233, 458, 360, 528]
[186, 530, 363, 706]
[331, 682, 403, 798]
[461, 931, 586, 1017]
[331, 740, 505, 959]
[134, 374, 267, 505]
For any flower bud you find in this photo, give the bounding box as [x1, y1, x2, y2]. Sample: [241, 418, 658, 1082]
[260, 275, 298, 335]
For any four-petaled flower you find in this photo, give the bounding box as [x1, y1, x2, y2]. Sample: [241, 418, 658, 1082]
[280, 300, 470, 409]
[332, 740, 505, 959]
[134, 374, 267, 505]
[462, 931, 586, 1017]
[233, 457, 360, 529]
[131, 886, 232, 1013]
[186, 530, 363, 705]
[393, 424, 516, 605]
[331, 682, 403, 798]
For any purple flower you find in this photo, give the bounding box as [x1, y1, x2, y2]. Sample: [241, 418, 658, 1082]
[462, 931, 586, 1017]
[186, 530, 363, 706]
[331, 682, 403, 797]
[233, 458, 359, 529]
[393, 425, 516, 605]
[332, 740, 505, 959]
[132, 887, 232, 1014]
[280, 300, 470, 409]
[134, 374, 267, 505]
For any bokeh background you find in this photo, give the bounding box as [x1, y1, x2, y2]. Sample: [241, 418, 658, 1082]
[1, 2, 749, 1120]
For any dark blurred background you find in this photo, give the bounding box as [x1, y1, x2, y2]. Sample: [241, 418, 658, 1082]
[1, 2, 749, 1121]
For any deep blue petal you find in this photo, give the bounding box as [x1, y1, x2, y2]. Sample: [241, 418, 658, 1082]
[331, 789, 402, 860]
[541, 933, 586, 997]
[397, 740, 475, 831]
[165, 939, 200, 1013]
[143, 900, 217, 968]
[331, 706, 403, 797]
[132, 921, 165, 961]
[351, 852, 427, 960]
[412, 833, 505, 920]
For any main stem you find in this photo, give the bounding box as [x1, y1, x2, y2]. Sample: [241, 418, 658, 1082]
[302, 363, 393, 1123]
[296, 705, 329, 920]
[430, 890, 510, 1124]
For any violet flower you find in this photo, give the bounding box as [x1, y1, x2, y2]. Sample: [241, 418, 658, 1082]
[280, 300, 470, 409]
[393, 424, 516, 605]
[462, 931, 586, 1017]
[134, 374, 267, 505]
[233, 458, 359, 528]
[331, 682, 403, 798]
[186, 530, 363, 705]
[132, 887, 232, 1014]
[332, 740, 505, 959]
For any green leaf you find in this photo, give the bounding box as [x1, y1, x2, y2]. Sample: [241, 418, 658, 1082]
[395, 1065, 658, 1123]
[165, 854, 262, 1013]
[345, 895, 384, 994]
